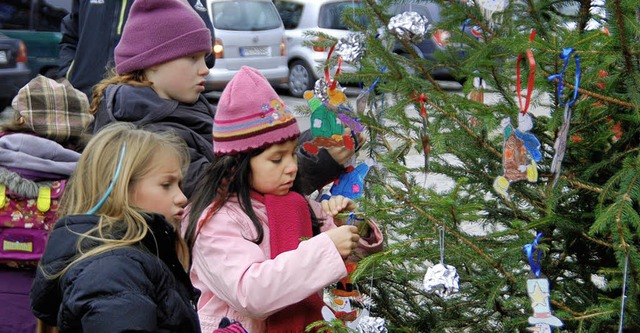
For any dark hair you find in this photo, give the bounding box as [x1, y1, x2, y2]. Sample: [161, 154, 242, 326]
[185, 151, 322, 254]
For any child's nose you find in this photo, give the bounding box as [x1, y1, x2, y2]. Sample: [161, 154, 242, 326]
[175, 190, 187, 207]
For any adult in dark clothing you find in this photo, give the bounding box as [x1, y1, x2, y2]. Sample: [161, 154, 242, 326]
[58, 0, 215, 99]
[90, 0, 352, 199]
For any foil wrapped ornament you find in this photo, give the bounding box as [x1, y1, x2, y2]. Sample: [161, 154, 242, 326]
[387, 11, 429, 44]
[335, 32, 367, 64]
[314, 78, 330, 102]
[423, 263, 459, 297]
[357, 316, 388, 333]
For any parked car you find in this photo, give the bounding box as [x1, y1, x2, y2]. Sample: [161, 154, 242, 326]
[0, 33, 30, 111]
[275, 0, 365, 97]
[204, 0, 288, 92]
[0, 0, 71, 80]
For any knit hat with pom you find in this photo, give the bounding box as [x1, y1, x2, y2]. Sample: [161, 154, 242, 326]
[213, 66, 300, 155]
[115, 0, 212, 75]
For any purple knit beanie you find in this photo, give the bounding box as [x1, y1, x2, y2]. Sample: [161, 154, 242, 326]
[213, 66, 300, 155]
[115, 0, 212, 75]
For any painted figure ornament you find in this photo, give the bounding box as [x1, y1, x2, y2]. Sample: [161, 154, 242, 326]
[301, 91, 355, 155]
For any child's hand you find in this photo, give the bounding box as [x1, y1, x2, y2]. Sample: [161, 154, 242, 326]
[325, 225, 360, 258]
[321, 195, 357, 218]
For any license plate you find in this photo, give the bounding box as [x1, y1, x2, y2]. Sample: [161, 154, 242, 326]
[0, 51, 7, 64]
[240, 46, 270, 57]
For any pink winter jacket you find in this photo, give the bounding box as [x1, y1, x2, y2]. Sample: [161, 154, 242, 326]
[186, 196, 383, 333]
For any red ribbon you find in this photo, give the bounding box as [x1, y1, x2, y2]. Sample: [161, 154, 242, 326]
[323, 43, 342, 91]
[516, 30, 536, 115]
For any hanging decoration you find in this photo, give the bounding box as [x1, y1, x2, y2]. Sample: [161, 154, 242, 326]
[463, 19, 486, 126]
[475, 0, 509, 27]
[423, 227, 459, 297]
[547, 48, 581, 187]
[335, 32, 367, 64]
[387, 11, 429, 44]
[522, 233, 563, 330]
[493, 31, 540, 198]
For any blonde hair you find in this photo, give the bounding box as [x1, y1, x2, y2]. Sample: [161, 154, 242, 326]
[89, 68, 152, 114]
[51, 122, 190, 278]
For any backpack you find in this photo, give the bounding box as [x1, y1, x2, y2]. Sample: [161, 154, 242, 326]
[0, 166, 66, 267]
[0, 131, 79, 268]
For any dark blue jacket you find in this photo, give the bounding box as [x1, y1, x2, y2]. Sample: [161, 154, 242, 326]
[58, 0, 215, 98]
[30, 214, 201, 333]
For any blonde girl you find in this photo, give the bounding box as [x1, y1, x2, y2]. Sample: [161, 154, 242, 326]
[29, 122, 201, 332]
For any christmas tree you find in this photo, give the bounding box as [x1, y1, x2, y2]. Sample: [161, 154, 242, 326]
[313, 0, 640, 331]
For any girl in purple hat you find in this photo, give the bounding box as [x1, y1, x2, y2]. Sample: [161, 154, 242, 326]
[183, 66, 383, 333]
[88, 0, 360, 200]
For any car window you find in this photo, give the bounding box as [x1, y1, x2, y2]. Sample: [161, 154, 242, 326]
[318, 1, 366, 30]
[0, 0, 69, 31]
[275, 1, 304, 30]
[212, 1, 282, 31]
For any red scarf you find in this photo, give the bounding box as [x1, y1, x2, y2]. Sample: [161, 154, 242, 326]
[254, 191, 325, 333]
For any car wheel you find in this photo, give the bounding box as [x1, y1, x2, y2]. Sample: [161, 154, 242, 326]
[288, 60, 314, 98]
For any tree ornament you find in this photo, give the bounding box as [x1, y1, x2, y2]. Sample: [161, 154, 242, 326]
[357, 316, 388, 333]
[547, 48, 581, 187]
[423, 228, 459, 297]
[314, 78, 330, 102]
[523, 233, 563, 329]
[301, 91, 354, 155]
[493, 114, 540, 198]
[387, 11, 429, 44]
[335, 32, 367, 64]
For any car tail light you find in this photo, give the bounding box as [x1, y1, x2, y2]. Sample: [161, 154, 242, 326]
[281, 37, 286, 56]
[213, 38, 224, 59]
[312, 37, 326, 52]
[17, 41, 27, 63]
[432, 29, 451, 48]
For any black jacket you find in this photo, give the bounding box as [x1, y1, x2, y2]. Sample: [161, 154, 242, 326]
[58, 0, 215, 98]
[91, 84, 215, 199]
[30, 214, 201, 333]
[90, 85, 345, 199]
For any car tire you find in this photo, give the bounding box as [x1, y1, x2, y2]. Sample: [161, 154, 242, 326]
[288, 60, 314, 98]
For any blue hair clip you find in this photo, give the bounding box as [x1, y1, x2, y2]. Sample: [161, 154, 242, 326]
[86, 143, 127, 215]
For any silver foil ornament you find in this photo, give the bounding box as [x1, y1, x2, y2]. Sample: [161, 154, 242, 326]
[423, 263, 460, 297]
[357, 316, 388, 333]
[314, 78, 330, 102]
[387, 11, 429, 44]
[335, 32, 367, 64]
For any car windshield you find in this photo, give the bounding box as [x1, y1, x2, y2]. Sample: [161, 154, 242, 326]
[276, 1, 303, 30]
[318, 1, 367, 30]
[212, 1, 282, 31]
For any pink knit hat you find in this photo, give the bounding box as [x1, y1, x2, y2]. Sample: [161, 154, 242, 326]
[213, 66, 300, 155]
[115, 0, 212, 75]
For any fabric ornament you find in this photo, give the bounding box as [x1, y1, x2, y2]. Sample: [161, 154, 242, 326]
[335, 32, 367, 64]
[387, 11, 429, 44]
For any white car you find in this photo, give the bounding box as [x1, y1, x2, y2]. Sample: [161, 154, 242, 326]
[275, 0, 364, 97]
[204, 0, 289, 91]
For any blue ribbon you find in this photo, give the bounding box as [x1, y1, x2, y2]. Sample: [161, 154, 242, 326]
[523, 232, 543, 277]
[547, 48, 581, 106]
[86, 143, 126, 214]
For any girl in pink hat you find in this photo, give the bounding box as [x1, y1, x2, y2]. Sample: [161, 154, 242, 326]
[183, 66, 383, 333]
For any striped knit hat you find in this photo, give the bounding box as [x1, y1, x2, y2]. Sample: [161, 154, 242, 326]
[213, 66, 299, 155]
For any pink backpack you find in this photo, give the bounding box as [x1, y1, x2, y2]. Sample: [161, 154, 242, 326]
[0, 167, 66, 267]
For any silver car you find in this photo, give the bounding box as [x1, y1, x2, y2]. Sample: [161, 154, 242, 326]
[276, 0, 363, 97]
[205, 0, 289, 92]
